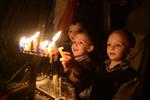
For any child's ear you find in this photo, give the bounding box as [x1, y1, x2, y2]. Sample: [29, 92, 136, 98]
[126, 48, 134, 60]
[128, 48, 134, 56]
[87, 45, 94, 52]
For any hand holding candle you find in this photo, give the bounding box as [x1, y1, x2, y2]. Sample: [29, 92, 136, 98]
[59, 50, 74, 72]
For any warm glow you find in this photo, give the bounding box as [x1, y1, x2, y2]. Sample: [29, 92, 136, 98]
[39, 40, 49, 50]
[19, 32, 40, 49]
[52, 31, 61, 42]
[47, 41, 55, 52]
[19, 31, 62, 56]
[39, 31, 62, 56]
[19, 36, 26, 48]
[30, 32, 40, 41]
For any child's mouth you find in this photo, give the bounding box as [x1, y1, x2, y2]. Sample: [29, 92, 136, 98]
[109, 52, 115, 56]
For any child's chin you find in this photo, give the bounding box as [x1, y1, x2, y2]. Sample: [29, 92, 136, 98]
[73, 54, 79, 57]
[109, 57, 117, 60]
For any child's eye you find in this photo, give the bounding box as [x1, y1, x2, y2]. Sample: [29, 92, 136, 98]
[79, 41, 84, 44]
[116, 44, 122, 47]
[69, 30, 72, 33]
[107, 43, 110, 46]
[72, 41, 76, 44]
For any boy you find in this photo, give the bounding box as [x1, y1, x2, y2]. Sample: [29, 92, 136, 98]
[49, 21, 84, 75]
[60, 31, 95, 99]
[91, 29, 137, 100]
[56, 21, 84, 52]
[67, 21, 84, 41]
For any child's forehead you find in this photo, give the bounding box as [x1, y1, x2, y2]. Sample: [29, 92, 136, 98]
[75, 33, 88, 39]
[108, 33, 129, 42]
[107, 29, 135, 48]
[70, 23, 81, 28]
[74, 33, 91, 43]
[108, 32, 130, 46]
[109, 32, 127, 39]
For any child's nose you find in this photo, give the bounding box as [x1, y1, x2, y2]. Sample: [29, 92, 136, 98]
[110, 45, 115, 50]
[75, 43, 80, 46]
[73, 43, 78, 46]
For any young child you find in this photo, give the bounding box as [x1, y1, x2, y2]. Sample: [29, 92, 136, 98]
[49, 21, 84, 75]
[67, 21, 84, 41]
[90, 29, 137, 100]
[56, 20, 84, 52]
[60, 31, 95, 99]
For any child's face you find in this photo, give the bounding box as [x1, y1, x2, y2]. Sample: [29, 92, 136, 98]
[68, 24, 81, 41]
[107, 32, 129, 61]
[71, 33, 93, 60]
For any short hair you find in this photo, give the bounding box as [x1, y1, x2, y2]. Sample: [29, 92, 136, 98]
[107, 29, 136, 48]
[69, 20, 85, 32]
[75, 31, 94, 45]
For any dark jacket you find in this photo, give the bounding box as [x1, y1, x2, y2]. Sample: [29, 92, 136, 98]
[90, 60, 137, 100]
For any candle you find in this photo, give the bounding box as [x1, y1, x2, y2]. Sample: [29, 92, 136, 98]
[33, 38, 37, 52]
[53, 74, 59, 97]
[24, 42, 31, 52]
[58, 77, 62, 96]
[19, 36, 26, 52]
[39, 40, 49, 56]
[58, 47, 64, 57]
[32, 32, 40, 52]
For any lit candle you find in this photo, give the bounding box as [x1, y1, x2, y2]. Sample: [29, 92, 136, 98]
[32, 32, 40, 52]
[47, 31, 62, 57]
[19, 36, 26, 52]
[39, 40, 49, 56]
[47, 41, 55, 55]
[24, 42, 31, 52]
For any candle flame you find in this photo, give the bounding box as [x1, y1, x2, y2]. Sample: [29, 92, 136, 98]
[19, 36, 26, 48]
[52, 31, 61, 42]
[19, 32, 40, 48]
[30, 32, 40, 42]
[39, 40, 49, 50]
[19, 31, 61, 56]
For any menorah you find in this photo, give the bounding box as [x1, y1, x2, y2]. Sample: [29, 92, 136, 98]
[17, 31, 75, 100]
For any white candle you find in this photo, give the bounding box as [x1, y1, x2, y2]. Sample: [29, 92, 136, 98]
[53, 75, 59, 97]
[24, 42, 31, 52]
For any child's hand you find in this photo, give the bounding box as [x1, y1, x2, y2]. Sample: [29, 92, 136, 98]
[60, 51, 74, 69]
[60, 51, 80, 82]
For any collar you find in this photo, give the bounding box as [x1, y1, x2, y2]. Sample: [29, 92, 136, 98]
[76, 55, 90, 62]
[105, 59, 130, 72]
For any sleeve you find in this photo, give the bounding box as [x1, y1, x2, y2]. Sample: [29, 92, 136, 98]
[68, 60, 94, 93]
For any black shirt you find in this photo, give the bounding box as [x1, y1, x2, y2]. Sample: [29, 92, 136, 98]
[90, 60, 137, 100]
